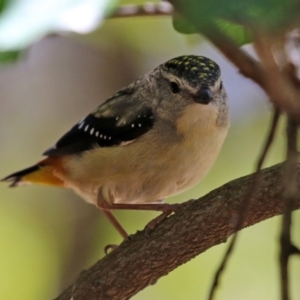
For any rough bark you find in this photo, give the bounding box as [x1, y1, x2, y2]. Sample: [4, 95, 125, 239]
[55, 161, 300, 300]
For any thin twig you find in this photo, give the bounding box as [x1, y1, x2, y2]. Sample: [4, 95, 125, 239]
[280, 116, 299, 300]
[207, 108, 281, 300]
[253, 33, 300, 119]
[110, 2, 173, 19]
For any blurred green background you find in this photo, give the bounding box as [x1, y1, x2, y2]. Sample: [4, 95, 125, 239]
[0, 0, 299, 299]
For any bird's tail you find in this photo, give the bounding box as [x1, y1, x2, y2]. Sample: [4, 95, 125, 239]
[1, 158, 64, 187]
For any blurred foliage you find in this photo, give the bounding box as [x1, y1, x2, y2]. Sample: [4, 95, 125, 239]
[0, 0, 299, 62]
[172, 0, 300, 45]
[0, 0, 19, 62]
[0, 49, 20, 62]
[0, 0, 7, 12]
[173, 14, 252, 46]
[0, 0, 118, 62]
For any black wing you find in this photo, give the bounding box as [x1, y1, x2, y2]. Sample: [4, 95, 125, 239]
[44, 90, 155, 156]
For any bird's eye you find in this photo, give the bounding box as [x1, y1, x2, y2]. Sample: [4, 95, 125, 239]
[170, 82, 181, 94]
[194, 88, 212, 105]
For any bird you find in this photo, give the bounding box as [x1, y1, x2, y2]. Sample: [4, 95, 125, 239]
[1, 55, 229, 239]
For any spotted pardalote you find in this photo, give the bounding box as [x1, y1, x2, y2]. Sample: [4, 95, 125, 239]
[2, 55, 229, 238]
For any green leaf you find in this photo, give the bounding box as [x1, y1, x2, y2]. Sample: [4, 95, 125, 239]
[0, 50, 20, 63]
[172, 13, 252, 46]
[214, 18, 252, 46]
[172, 13, 197, 34]
[172, 0, 299, 45]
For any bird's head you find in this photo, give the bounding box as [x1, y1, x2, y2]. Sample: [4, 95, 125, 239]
[152, 55, 229, 132]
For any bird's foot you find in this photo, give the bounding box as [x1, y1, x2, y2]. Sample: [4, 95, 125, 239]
[145, 203, 180, 234]
[145, 200, 195, 235]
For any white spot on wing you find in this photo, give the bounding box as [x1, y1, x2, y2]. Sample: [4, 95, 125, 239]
[78, 122, 84, 129]
[90, 128, 94, 135]
[131, 124, 135, 128]
[85, 125, 89, 131]
[120, 140, 134, 146]
[95, 131, 99, 137]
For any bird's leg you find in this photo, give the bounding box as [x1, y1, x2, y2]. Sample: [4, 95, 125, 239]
[97, 199, 184, 233]
[101, 210, 128, 239]
[98, 210, 129, 254]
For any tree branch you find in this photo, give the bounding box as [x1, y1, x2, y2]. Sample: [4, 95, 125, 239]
[55, 160, 300, 300]
[279, 117, 299, 300]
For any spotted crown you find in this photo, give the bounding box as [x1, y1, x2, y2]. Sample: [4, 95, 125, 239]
[161, 55, 221, 87]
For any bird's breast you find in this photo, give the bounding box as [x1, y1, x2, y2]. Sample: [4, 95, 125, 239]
[59, 108, 228, 205]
